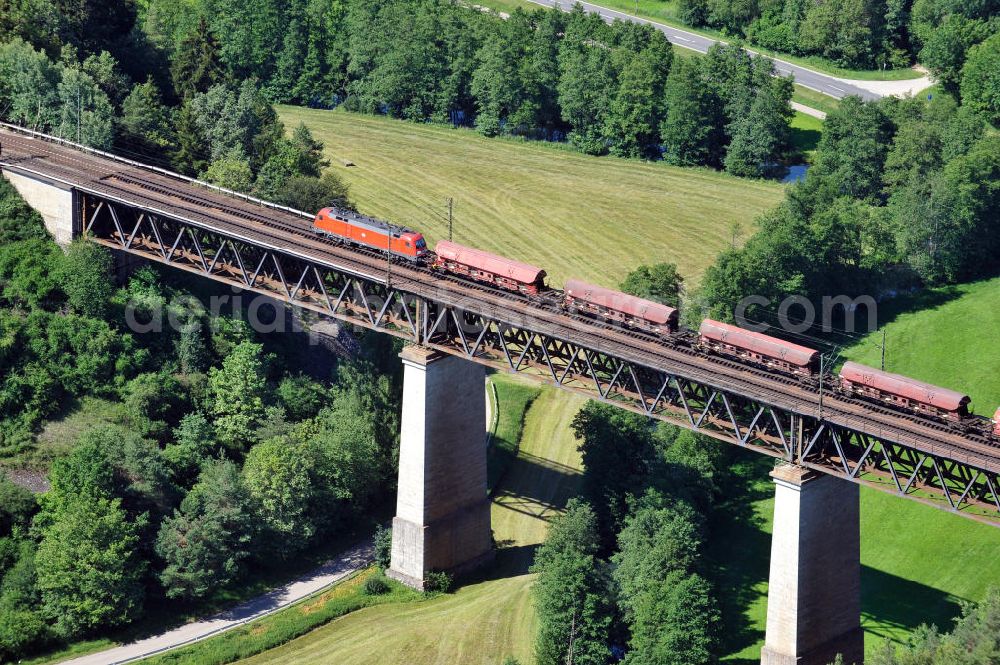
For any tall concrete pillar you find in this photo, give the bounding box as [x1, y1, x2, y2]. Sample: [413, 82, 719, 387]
[761, 464, 864, 665]
[386, 346, 493, 589]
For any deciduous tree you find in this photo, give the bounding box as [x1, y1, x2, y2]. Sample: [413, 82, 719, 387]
[620, 263, 684, 308]
[35, 496, 147, 637]
[208, 341, 268, 451]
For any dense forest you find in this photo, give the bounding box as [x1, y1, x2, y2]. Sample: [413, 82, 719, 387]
[680, 0, 999, 71]
[0, 0, 802, 179]
[0, 173, 405, 660]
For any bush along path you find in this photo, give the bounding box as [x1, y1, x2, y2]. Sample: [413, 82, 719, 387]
[60, 543, 372, 665]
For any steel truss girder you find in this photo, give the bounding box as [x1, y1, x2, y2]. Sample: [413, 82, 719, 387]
[81, 193, 422, 343]
[79, 192, 1000, 524]
[421, 307, 1000, 522]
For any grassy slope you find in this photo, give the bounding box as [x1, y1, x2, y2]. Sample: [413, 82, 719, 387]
[790, 112, 823, 160]
[239, 385, 587, 665]
[473, 0, 922, 80]
[791, 85, 842, 116]
[715, 278, 1000, 662]
[277, 107, 783, 287]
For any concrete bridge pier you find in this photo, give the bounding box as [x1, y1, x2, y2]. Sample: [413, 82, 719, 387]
[386, 346, 494, 589]
[761, 464, 864, 665]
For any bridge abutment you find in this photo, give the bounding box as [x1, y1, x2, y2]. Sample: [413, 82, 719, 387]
[386, 346, 493, 589]
[761, 464, 864, 665]
[2, 170, 76, 245]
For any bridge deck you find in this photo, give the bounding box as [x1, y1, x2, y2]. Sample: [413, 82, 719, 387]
[2, 126, 998, 489]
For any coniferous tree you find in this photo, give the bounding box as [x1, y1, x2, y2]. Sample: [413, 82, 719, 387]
[532, 499, 612, 665]
[156, 460, 253, 600]
[170, 16, 223, 101]
[118, 79, 176, 159]
[172, 102, 209, 175]
[724, 76, 793, 177]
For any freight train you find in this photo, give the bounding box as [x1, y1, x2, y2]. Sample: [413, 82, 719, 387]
[312, 207, 1000, 439]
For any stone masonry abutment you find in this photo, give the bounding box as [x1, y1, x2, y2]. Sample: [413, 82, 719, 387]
[387, 346, 493, 589]
[761, 463, 864, 665]
[2, 169, 75, 245]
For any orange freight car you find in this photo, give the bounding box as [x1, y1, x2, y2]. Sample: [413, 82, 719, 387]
[839, 361, 971, 422]
[699, 319, 820, 376]
[564, 279, 678, 334]
[434, 240, 547, 295]
[313, 207, 428, 260]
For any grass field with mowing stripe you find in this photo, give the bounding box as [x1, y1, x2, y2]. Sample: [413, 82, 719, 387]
[791, 85, 841, 116]
[278, 106, 784, 287]
[238, 383, 587, 665]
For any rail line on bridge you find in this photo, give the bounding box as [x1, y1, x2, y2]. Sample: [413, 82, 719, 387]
[3, 124, 999, 524]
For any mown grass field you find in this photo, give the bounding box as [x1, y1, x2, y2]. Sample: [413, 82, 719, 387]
[278, 106, 784, 287]
[715, 277, 1000, 662]
[238, 379, 586, 665]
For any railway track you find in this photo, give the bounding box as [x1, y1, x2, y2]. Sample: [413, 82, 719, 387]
[3, 127, 997, 472]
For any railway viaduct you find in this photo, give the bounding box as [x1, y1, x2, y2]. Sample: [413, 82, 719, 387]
[4, 124, 1000, 665]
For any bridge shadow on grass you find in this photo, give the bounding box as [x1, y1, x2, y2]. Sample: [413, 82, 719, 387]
[861, 567, 963, 644]
[491, 449, 581, 527]
[707, 451, 775, 664]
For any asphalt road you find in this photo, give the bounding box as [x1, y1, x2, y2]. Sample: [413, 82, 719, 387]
[523, 0, 881, 101]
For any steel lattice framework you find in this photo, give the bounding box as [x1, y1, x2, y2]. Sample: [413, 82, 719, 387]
[74, 189, 1000, 524]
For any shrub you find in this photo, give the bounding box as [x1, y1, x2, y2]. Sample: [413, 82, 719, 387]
[423, 570, 453, 594]
[362, 574, 390, 596]
[373, 524, 392, 570]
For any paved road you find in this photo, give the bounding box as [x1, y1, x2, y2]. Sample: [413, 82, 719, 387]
[60, 542, 372, 665]
[524, 0, 881, 100]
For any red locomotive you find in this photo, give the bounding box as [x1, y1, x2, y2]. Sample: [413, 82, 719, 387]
[313, 207, 429, 260]
[565, 279, 678, 334]
[433, 240, 547, 296]
[993, 408, 1000, 437]
[838, 361, 971, 422]
[698, 319, 820, 377]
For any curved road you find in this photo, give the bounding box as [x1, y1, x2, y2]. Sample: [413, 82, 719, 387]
[525, 0, 882, 100]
